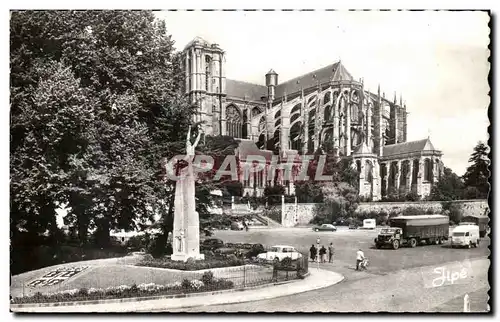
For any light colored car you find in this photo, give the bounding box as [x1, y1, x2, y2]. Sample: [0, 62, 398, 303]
[230, 221, 244, 231]
[312, 224, 337, 232]
[256, 245, 303, 262]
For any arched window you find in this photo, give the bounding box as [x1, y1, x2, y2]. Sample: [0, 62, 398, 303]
[365, 161, 373, 183]
[258, 116, 266, 133]
[274, 110, 281, 119]
[424, 159, 432, 181]
[324, 105, 332, 122]
[226, 105, 242, 138]
[205, 55, 212, 92]
[324, 92, 331, 105]
[351, 104, 358, 123]
[356, 160, 361, 173]
[187, 54, 192, 91]
[257, 134, 266, 149]
[290, 122, 302, 151]
[242, 111, 248, 139]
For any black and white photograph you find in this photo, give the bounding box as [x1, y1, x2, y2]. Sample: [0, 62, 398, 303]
[8, 8, 491, 313]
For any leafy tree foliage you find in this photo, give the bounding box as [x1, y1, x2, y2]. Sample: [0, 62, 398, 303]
[463, 142, 490, 198]
[10, 10, 196, 257]
[430, 167, 465, 201]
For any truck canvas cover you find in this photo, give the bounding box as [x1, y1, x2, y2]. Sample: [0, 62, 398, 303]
[390, 215, 449, 226]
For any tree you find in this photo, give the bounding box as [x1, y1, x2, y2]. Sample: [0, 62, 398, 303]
[10, 11, 195, 250]
[430, 167, 465, 201]
[264, 184, 286, 205]
[310, 182, 360, 225]
[463, 142, 490, 198]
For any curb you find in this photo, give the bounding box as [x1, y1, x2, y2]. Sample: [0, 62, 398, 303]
[11, 273, 309, 309]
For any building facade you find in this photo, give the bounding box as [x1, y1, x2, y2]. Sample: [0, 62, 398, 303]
[182, 37, 444, 200]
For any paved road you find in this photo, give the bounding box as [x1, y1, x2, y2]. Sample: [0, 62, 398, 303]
[170, 228, 489, 312]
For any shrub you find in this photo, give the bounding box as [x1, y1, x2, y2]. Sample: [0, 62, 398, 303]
[201, 271, 215, 285]
[181, 278, 191, 289]
[405, 191, 420, 201]
[78, 288, 88, 297]
[137, 256, 245, 271]
[402, 207, 425, 217]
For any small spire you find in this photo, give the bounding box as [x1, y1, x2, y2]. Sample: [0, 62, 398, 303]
[400, 93, 403, 107]
[393, 92, 397, 105]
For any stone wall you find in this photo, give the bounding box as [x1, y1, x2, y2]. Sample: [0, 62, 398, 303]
[251, 199, 488, 227]
[355, 199, 489, 217]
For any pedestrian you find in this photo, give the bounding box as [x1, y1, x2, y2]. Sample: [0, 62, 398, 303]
[319, 245, 327, 263]
[309, 244, 317, 262]
[328, 242, 335, 263]
[356, 248, 365, 271]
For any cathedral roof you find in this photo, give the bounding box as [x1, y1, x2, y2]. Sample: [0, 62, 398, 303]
[226, 79, 268, 102]
[274, 62, 354, 99]
[382, 138, 439, 157]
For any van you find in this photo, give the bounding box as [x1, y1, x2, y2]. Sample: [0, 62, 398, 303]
[363, 219, 376, 230]
[451, 224, 480, 248]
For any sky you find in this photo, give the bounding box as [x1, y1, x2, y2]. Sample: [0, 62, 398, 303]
[155, 10, 490, 176]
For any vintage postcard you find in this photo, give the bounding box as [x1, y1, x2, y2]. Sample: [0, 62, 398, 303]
[10, 9, 490, 313]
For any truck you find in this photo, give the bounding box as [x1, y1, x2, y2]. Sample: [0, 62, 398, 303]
[374, 214, 449, 250]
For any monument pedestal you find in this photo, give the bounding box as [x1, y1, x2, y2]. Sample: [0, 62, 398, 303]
[171, 160, 205, 262]
[171, 253, 205, 262]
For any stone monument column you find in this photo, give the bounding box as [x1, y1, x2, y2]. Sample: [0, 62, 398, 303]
[171, 126, 205, 262]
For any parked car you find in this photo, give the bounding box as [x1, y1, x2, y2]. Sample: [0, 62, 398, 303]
[312, 224, 337, 232]
[256, 245, 302, 262]
[349, 224, 358, 230]
[200, 238, 224, 251]
[230, 221, 245, 231]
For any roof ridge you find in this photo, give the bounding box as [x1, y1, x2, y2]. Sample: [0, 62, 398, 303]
[226, 78, 266, 88]
[277, 62, 339, 86]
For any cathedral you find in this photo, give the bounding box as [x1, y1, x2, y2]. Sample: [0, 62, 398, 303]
[181, 36, 444, 201]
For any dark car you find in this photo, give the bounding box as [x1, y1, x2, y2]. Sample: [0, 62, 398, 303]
[349, 224, 358, 230]
[200, 238, 224, 251]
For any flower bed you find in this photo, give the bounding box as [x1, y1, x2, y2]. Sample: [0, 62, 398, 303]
[137, 256, 245, 271]
[11, 273, 234, 304]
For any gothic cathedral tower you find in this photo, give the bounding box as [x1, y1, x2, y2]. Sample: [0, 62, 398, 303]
[182, 37, 226, 136]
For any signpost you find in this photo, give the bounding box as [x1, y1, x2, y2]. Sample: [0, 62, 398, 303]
[316, 237, 320, 270]
[464, 294, 470, 312]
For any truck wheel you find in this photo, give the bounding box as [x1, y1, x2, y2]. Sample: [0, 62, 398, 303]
[468, 242, 472, 249]
[437, 238, 442, 245]
[375, 243, 381, 249]
[392, 240, 400, 250]
[410, 238, 417, 248]
[434, 239, 439, 245]
[476, 240, 480, 248]
[315, 229, 319, 232]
